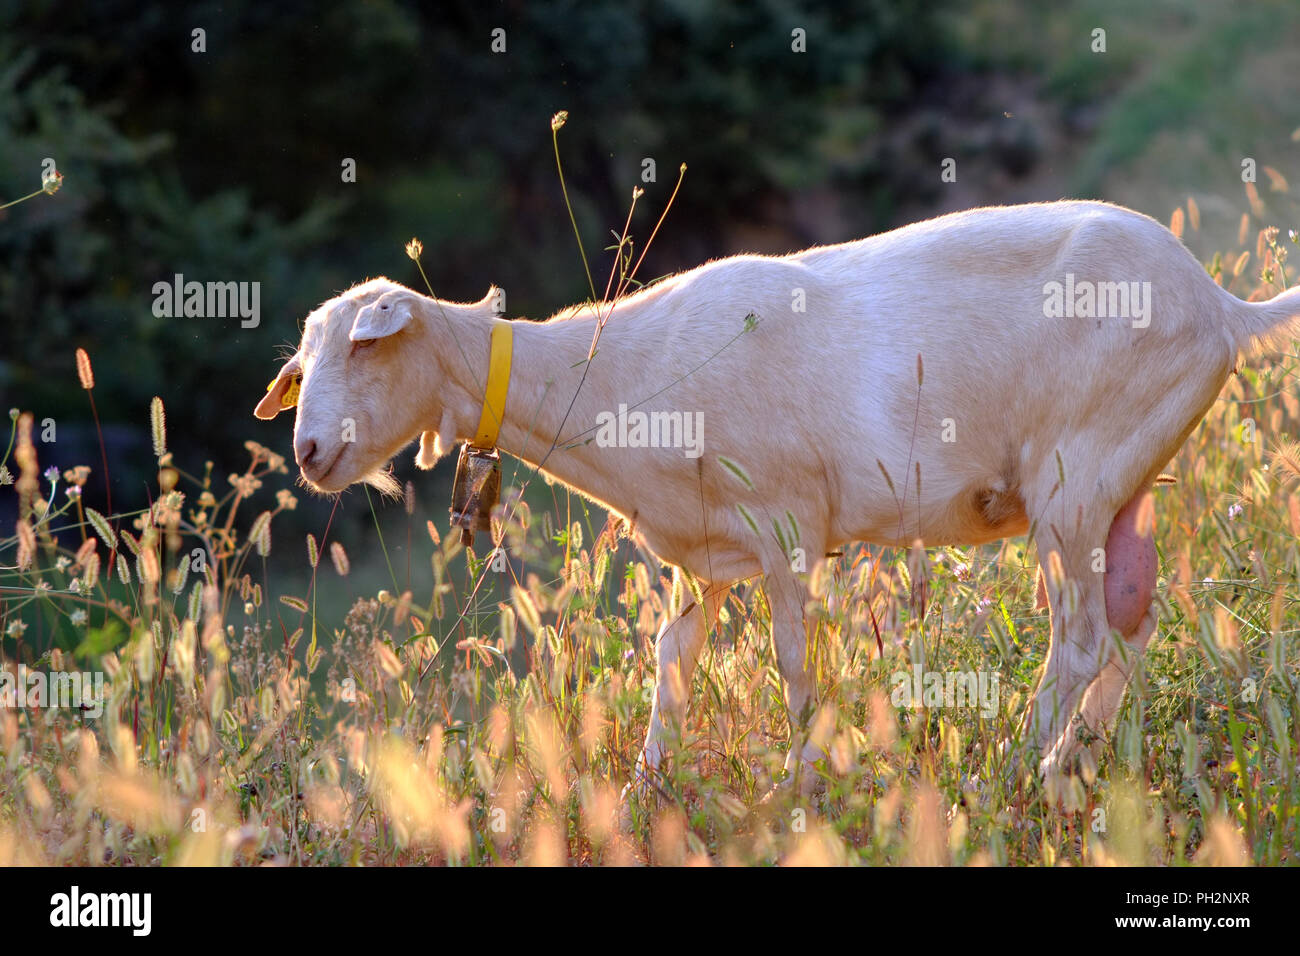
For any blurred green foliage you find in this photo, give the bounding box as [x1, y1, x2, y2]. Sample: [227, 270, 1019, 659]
[1, 1, 956, 491]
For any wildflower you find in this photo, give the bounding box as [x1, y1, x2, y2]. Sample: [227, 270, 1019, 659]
[41, 168, 63, 195]
[152, 490, 184, 527]
[6, 620, 26, 638]
[69, 579, 81, 594]
[405, 238, 423, 261]
[44, 465, 59, 483]
[275, 488, 298, 510]
[229, 473, 263, 499]
[1228, 503, 1243, 520]
[70, 609, 87, 626]
[66, 485, 82, 499]
[0, 465, 11, 485]
[55, 556, 71, 572]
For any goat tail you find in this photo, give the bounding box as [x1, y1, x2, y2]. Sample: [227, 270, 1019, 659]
[1227, 283, 1300, 354]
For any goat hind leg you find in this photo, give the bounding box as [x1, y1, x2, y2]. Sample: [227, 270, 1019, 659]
[763, 570, 828, 785]
[1066, 604, 1157, 754]
[1047, 492, 1158, 768]
[1024, 518, 1113, 759]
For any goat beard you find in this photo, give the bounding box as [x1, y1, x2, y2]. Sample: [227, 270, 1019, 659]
[360, 467, 402, 498]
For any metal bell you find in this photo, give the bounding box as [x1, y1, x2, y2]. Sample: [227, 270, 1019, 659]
[449, 444, 501, 546]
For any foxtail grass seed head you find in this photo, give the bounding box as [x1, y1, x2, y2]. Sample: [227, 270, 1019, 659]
[75, 348, 95, 389]
[551, 110, 568, 132]
[139, 547, 160, 585]
[150, 396, 167, 459]
[251, 510, 272, 557]
[87, 508, 116, 550]
[330, 541, 350, 576]
[306, 533, 319, 568]
[405, 238, 423, 261]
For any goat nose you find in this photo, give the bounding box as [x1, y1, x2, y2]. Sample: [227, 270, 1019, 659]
[296, 438, 318, 467]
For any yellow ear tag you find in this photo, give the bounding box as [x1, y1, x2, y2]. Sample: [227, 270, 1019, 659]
[266, 374, 301, 409]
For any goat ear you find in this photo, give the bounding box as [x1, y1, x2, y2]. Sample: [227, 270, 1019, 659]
[254, 358, 302, 420]
[254, 376, 291, 420]
[474, 284, 506, 315]
[352, 295, 413, 341]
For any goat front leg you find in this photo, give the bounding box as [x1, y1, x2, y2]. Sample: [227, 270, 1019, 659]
[631, 575, 725, 789]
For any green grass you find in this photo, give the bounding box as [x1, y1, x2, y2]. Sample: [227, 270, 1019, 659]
[1, 206, 1298, 866]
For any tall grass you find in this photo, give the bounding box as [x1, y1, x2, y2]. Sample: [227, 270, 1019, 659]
[0, 205, 1297, 866]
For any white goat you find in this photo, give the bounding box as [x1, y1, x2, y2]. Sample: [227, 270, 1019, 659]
[254, 200, 1300, 783]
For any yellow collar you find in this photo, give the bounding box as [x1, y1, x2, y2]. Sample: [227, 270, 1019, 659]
[472, 319, 513, 448]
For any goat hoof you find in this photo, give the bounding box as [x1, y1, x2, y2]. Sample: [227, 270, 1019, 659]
[947, 774, 989, 823]
[994, 738, 1035, 786]
[617, 762, 672, 831]
[759, 761, 825, 808]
